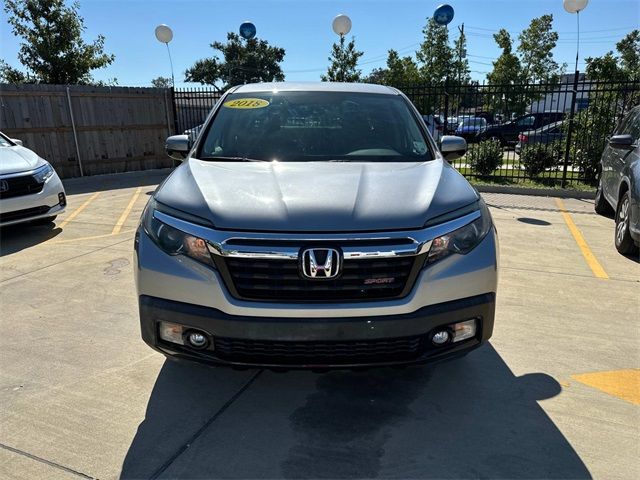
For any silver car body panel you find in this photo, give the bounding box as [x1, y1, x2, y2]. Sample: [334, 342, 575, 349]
[135, 225, 498, 319]
[154, 159, 480, 233]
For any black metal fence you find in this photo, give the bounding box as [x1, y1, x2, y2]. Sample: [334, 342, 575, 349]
[172, 88, 223, 134]
[175, 75, 639, 188]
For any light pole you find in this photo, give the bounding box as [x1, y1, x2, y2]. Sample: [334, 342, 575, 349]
[561, 0, 588, 188]
[563, 0, 589, 74]
[332, 14, 352, 82]
[155, 24, 175, 87]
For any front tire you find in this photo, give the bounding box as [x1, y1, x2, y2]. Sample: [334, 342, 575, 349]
[594, 181, 614, 216]
[614, 191, 638, 255]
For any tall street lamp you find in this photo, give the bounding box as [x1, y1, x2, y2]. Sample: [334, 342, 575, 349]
[563, 0, 589, 74]
[155, 24, 175, 87]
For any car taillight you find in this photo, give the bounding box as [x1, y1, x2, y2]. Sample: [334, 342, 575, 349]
[518, 134, 528, 142]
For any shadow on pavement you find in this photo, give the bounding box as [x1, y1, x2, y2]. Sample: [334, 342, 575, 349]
[0, 222, 61, 256]
[120, 345, 591, 479]
[62, 168, 173, 195]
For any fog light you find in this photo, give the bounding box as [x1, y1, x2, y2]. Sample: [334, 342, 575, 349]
[58, 192, 66, 207]
[452, 319, 477, 343]
[159, 321, 184, 345]
[431, 330, 451, 346]
[187, 331, 209, 349]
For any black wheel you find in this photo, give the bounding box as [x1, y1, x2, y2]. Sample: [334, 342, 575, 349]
[594, 181, 614, 217]
[614, 191, 638, 255]
[31, 216, 57, 225]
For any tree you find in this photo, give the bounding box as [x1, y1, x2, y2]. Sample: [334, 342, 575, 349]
[585, 30, 640, 81]
[416, 18, 453, 84]
[321, 36, 363, 82]
[616, 29, 640, 76]
[1, 0, 114, 84]
[362, 67, 387, 84]
[584, 52, 627, 82]
[185, 32, 285, 89]
[517, 14, 560, 82]
[486, 30, 525, 114]
[151, 76, 173, 88]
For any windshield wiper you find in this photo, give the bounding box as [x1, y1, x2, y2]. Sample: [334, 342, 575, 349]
[198, 155, 266, 162]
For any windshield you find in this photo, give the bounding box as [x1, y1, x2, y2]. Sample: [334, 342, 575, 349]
[460, 118, 486, 127]
[199, 91, 433, 162]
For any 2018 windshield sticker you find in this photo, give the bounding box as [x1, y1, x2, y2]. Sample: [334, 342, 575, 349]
[223, 98, 270, 109]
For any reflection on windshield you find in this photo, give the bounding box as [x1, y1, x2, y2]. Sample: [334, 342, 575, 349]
[199, 91, 433, 162]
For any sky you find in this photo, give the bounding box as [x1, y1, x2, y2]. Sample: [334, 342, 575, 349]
[0, 0, 638, 87]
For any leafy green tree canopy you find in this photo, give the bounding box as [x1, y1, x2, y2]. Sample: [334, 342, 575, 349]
[321, 36, 364, 82]
[615, 29, 639, 76]
[487, 30, 522, 85]
[1, 0, 114, 84]
[416, 18, 453, 84]
[151, 76, 173, 88]
[185, 32, 285, 89]
[366, 49, 421, 87]
[517, 14, 561, 82]
[585, 30, 640, 81]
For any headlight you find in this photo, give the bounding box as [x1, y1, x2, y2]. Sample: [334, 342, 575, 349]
[33, 162, 54, 183]
[426, 199, 493, 264]
[142, 200, 214, 267]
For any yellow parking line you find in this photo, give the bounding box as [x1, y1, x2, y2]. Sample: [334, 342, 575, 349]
[572, 369, 640, 405]
[555, 198, 609, 279]
[58, 192, 100, 229]
[112, 187, 142, 235]
[49, 229, 135, 244]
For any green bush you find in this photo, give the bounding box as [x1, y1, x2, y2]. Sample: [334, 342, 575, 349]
[520, 141, 562, 176]
[467, 139, 503, 176]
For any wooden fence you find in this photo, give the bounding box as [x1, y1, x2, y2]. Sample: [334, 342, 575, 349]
[0, 84, 176, 178]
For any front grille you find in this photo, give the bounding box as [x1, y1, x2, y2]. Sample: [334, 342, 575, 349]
[0, 205, 51, 223]
[220, 256, 420, 302]
[0, 174, 44, 199]
[214, 335, 425, 365]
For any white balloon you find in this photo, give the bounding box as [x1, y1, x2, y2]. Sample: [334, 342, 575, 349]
[563, 0, 589, 14]
[155, 24, 173, 43]
[332, 14, 352, 36]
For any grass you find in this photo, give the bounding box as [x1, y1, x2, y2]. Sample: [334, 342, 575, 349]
[463, 173, 595, 191]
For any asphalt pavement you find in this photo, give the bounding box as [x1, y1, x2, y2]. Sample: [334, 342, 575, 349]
[0, 170, 638, 480]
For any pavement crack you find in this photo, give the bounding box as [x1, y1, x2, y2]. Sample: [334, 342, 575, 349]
[0, 442, 95, 479]
[149, 369, 263, 479]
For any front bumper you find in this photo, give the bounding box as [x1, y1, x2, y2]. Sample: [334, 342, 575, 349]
[0, 172, 66, 226]
[135, 209, 499, 368]
[139, 293, 495, 368]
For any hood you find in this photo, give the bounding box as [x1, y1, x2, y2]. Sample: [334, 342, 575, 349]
[155, 159, 479, 232]
[0, 145, 45, 175]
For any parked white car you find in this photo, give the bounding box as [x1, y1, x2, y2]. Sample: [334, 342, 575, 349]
[0, 132, 66, 226]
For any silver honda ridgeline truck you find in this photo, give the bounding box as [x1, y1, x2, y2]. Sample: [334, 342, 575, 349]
[134, 82, 498, 369]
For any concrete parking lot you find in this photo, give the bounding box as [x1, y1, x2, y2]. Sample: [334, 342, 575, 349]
[1, 170, 638, 480]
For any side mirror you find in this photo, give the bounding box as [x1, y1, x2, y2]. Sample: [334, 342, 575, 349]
[609, 134, 635, 149]
[165, 134, 190, 161]
[440, 135, 467, 161]
[11, 138, 23, 146]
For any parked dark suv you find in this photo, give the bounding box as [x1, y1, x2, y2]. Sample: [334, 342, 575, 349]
[478, 111, 565, 146]
[594, 105, 639, 255]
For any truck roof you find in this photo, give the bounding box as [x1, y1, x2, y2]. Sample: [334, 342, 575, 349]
[230, 82, 399, 95]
